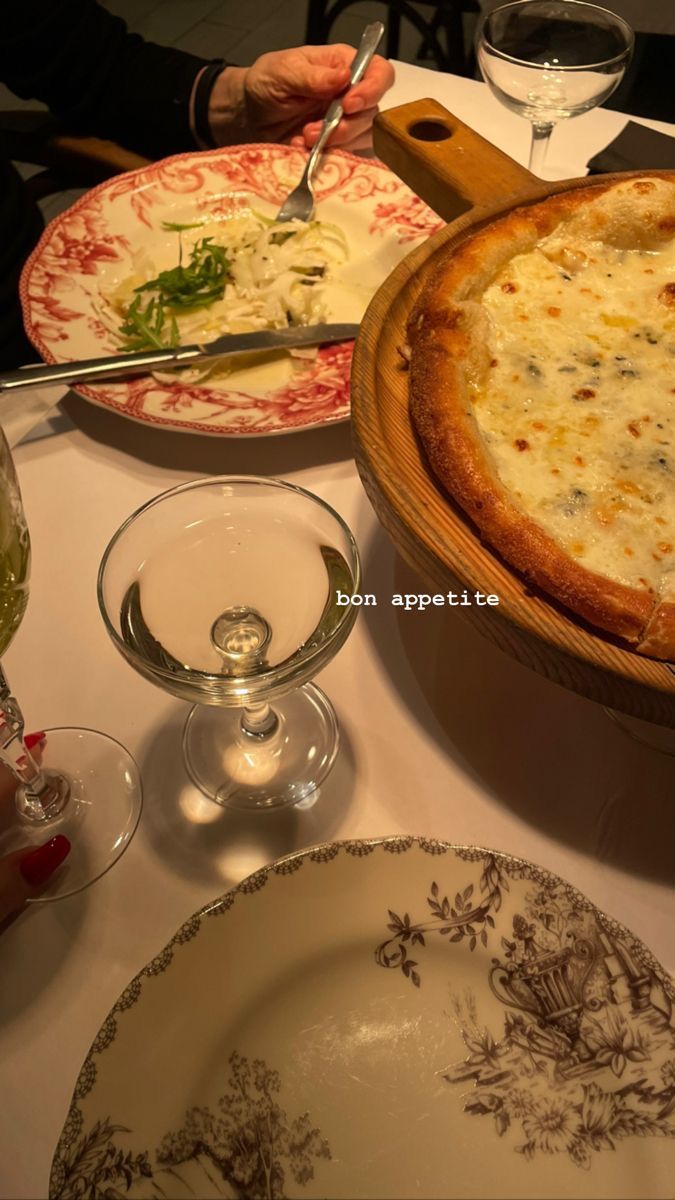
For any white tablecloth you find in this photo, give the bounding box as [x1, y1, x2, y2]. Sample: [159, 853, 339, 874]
[1, 62, 674, 1200]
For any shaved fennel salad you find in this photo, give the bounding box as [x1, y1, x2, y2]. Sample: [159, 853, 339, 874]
[102, 212, 350, 381]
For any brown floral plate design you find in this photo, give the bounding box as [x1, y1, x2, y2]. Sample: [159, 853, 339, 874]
[50, 839, 675, 1199]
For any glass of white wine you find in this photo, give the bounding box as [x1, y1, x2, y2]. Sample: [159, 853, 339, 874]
[98, 476, 361, 810]
[477, 0, 634, 177]
[0, 427, 142, 898]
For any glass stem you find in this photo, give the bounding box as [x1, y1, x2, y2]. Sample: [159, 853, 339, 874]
[528, 122, 555, 176]
[241, 701, 279, 739]
[0, 664, 68, 820]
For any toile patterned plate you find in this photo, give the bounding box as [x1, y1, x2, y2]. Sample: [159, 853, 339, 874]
[50, 839, 675, 1199]
[20, 147, 440, 437]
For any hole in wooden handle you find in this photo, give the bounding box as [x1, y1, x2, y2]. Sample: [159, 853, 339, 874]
[407, 119, 453, 143]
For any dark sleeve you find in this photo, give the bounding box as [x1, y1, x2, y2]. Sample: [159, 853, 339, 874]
[2, 0, 211, 159]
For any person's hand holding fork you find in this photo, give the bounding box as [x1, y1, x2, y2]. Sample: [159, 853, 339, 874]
[205, 43, 394, 152]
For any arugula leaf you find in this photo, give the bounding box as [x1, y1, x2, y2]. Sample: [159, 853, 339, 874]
[119, 295, 173, 350]
[269, 229, 297, 246]
[135, 238, 230, 309]
[160, 220, 205, 232]
[118, 237, 231, 350]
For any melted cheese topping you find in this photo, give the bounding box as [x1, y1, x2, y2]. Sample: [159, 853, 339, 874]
[473, 232, 675, 597]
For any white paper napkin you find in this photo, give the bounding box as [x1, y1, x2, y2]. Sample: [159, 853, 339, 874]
[0, 384, 66, 448]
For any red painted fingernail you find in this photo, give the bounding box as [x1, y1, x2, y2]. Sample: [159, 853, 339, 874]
[25, 731, 46, 750]
[19, 835, 71, 887]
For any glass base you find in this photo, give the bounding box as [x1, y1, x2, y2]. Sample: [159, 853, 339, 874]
[0, 727, 142, 900]
[183, 682, 339, 810]
[604, 709, 675, 756]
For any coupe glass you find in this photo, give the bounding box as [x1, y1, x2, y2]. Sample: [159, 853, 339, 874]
[477, 1, 634, 177]
[98, 477, 361, 810]
[0, 427, 142, 898]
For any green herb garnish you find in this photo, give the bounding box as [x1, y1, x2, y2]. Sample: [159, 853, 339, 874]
[136, 238, 230, 309]
[119, 237, 230, 350]
[119, 295, 179, 351]
[160, 220, 206, 232]
[269, 230, 297, 246]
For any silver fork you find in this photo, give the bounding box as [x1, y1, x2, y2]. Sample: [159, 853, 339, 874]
[275, 21, 385, 224]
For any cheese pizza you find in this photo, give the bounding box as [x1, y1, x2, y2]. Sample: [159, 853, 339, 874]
[408, 176, 675, 659]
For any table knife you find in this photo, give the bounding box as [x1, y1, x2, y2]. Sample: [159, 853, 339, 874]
[0, 323, 360, 393]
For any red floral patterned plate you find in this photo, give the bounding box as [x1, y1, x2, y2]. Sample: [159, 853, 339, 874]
[20, 146, 441, 437]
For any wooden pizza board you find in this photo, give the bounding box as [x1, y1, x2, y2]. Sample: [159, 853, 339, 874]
[351, 99, 675, 727]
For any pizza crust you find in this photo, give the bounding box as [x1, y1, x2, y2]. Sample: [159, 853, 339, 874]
[408, 177, 675, 660]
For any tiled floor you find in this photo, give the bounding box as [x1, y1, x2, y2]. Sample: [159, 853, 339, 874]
[0, 0, 441, 111]
[105, 0, 433, 65]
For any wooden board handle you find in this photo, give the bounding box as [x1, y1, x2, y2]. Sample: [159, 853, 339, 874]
[374, 98, 540, 221]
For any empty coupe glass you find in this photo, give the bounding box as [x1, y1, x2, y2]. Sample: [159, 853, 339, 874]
[0, 426, 142, 898]
[98, 477, 361, 810]
[477, 1, 634, 177]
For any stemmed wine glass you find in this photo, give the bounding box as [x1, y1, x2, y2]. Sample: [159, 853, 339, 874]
[476, 1, 634, 177]
[98, 477, 361, 810]
[0, 426, 142, 898]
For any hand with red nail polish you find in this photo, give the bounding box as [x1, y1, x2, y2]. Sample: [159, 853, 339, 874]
[0, 835, 71, 925]
[24, 731, 46, 752]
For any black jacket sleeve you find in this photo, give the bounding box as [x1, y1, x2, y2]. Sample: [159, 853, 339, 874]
[2, 0, 210, 158]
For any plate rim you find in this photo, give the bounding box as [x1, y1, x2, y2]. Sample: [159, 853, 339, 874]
[49, 833, 674, 1196]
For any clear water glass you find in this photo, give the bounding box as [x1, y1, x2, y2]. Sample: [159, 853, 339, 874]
[98, 476, 361, 810]
[477, 1, 634, 177]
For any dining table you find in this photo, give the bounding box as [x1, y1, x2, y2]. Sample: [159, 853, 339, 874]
[1, 59, 674, 1200]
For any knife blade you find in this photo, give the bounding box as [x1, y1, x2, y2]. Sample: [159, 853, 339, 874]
[0, 323, 360, 393]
